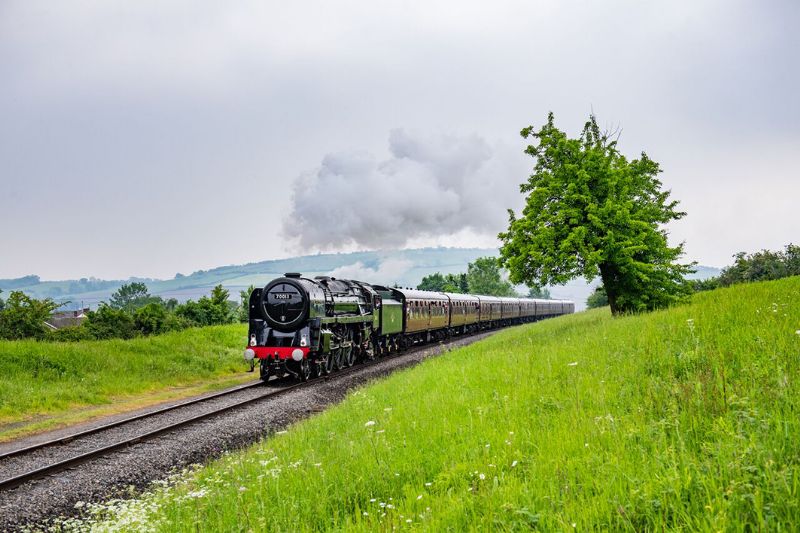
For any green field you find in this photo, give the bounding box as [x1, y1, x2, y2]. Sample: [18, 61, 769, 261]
[73, 277, 799, 531]
[0, 324, 250, 440]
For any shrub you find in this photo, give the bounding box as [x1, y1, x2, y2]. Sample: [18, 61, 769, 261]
[134, 303, 170, 335]
[83, 305, 138, 340]
[46, 326, 93, 342]
[586, 285, 609, 309]
[0, 291, 60, 340]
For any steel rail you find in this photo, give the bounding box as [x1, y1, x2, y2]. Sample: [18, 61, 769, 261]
[0, 334, 468, 492]
[0, 379, 307, 491]
[0, 380, 266, 461]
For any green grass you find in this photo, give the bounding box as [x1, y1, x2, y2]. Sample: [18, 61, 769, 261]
[0, 324, 250, 439]
[77, 278, 800, 531]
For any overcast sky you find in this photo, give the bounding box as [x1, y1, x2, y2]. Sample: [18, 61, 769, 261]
[1, 0, 797, 280]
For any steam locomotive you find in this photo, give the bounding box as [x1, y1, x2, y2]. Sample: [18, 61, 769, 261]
[244, 273, 574, 381]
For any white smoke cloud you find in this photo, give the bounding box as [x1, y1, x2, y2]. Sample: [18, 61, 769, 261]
[282, 129, 526, 250]
[328, 257, 413, 285]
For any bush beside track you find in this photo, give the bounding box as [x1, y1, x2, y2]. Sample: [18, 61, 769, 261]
[72, 278, 800, 530]
[0, 324, 249, 440]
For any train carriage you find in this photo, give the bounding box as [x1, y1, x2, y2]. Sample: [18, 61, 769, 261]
[444, 292, 480, 333]
[245, 273, 575, 382]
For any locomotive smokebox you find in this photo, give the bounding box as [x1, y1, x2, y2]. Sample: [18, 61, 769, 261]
[261, 276, 309, 331]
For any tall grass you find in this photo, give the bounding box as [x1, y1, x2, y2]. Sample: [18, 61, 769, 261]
[0, 324, 248, 436]
[79, 278, 800, 531]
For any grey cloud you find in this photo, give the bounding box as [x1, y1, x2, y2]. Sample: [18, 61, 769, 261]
[282, 130, 526, 250]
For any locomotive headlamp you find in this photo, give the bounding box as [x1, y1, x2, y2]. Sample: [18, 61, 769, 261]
[249, 334, 257, 347]
[291, 348, 304, 361]
[244, 348, 255, 361]
[300, 335, 308, 347]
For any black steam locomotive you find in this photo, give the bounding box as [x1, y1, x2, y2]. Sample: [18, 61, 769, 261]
[244, 273, 574, 381]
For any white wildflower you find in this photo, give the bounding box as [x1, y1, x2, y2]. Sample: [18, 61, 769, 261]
[425, 482, 432, 487]
[370, 498, 377, 503]
[479, 473, 486, 480]
[485, 443, 490, 448]
[511, 460, 518, 468]
[406, 519, 413, 523]
[314, 463, 322, 467]
[363, 512, 369, 516]
[568, 362, 578, 367]
[384, 407, 393, 411]
[376, 429, 385, 434]
[186, 489, 208, 499]
[417, 494, 423, 500]
[795, 330, 800, 335]
[387, 504, 395, 509]
[572, 522, 577, 528]
[239, 486, 247, 492]
[276, 430, 288, 435]
[365, 420, 376, 427]
[74, 501, 85, 509]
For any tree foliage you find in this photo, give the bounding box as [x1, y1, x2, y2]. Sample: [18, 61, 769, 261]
[239, 285, 255, 322]
[526, 285, 551, 299]
[175, 284, 235, 327]
[0, 291, 60, 340]
[417, 273, 469, 293]
[466, 257, 517, 297]
[0, 283, 240, 342]
[84, 304, 139, 339]
[499, 113, 692, 314]
[109, 282, 163, 312]
[586, 286, 609, 309]
[718, 244, 800, 286]
[416, 258, 522, 297]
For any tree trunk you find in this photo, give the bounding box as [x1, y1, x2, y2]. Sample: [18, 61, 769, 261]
[599, 263, 620, 315]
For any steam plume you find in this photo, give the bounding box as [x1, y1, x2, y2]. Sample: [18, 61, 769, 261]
[282, 129, 524, 250]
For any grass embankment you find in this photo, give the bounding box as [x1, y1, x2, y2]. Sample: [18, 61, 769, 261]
[0, 324, 250, 440]
[82, 278, 799, 531]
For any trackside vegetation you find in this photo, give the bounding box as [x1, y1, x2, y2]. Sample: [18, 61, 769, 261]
[76, 276, 800, 531]
[0, 324, 248, 440]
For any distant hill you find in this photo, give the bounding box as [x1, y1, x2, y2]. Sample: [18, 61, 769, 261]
[1, 248, 721, 312]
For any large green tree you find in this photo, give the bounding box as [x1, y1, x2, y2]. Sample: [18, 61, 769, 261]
[108, 282, 162, 312]
[417, 273, 468, 293]
[466, 257, 517, 297]
[499, 113, 692, 314]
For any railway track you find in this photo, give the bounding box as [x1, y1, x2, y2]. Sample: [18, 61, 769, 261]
[0, 336, 468, 493]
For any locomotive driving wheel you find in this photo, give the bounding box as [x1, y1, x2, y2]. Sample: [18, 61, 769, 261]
[333, 345, 344, 370]
[311, 357, 323, 378]
[298, 358, 311, 382]
[324, 348, 337, 374]
[343, 331, 355, 367]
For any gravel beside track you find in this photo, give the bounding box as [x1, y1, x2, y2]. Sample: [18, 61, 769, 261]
[0, 332, 495, 531]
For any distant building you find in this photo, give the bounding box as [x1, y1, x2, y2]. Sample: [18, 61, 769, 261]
[45, 308, 90, 330]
